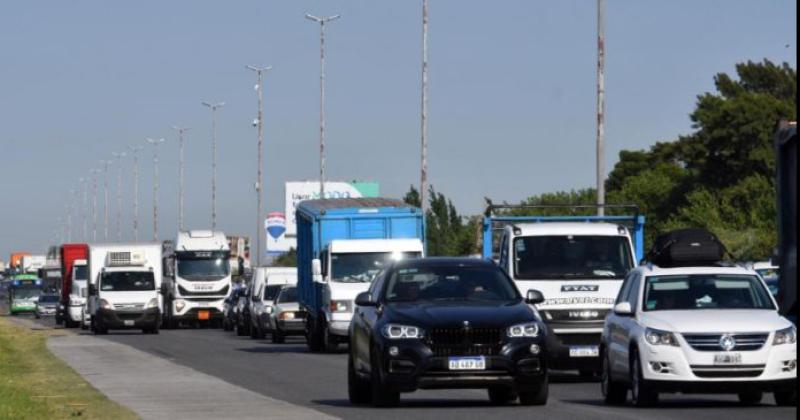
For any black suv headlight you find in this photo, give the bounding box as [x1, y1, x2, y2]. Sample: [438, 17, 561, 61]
[381, 324, 424, 339]
[507, 322, 540, 338]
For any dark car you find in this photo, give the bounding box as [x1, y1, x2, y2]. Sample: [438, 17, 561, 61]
[348, 258, 548, 407]
[223, 287, 246, 332]
[235, 289, 252, 336]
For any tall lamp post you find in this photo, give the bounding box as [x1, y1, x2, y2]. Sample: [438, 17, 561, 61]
[419, 0, 429, 214]
[90, 168, 101, 241]
[147, 138, 166, 241]
[79, 177, 89, 241]
[101, 160, 112, 241]
[201, 101, 225, 230]
[247, 65, 272, 267]
[112, 151, 127, 241]
[172, 126, 190, 231]
[305, 13, 340, 198]
[128, 145, 143, 241]
[596, 0, 606, 216]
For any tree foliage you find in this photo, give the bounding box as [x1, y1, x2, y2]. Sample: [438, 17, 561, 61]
[404, 185, 479, 256]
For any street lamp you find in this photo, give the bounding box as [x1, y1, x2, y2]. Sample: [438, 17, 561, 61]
[420, 0, 429, 214]
[128, 145, 143, 242]
[146, 138, 166, 241]
[112, 151, 127, 242]
[90, 168, 101, 242]
[172, 126, 190, 231]
[202, 101, 225, 230]
[305, 13, 340, 198]
[247, 65, 272, 267]
[79, 177, 89, 241]
[100, 159, 112, 241]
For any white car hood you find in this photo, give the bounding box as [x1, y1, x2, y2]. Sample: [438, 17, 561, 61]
[328, 282, 370, 301]
[640, 310, 791, 334]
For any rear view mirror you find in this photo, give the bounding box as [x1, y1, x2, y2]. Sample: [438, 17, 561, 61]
[525, 289, 545, 305]
[355, 292, 377, 307]
[614, 302, 633, 316]
[312, 259, 324, 283]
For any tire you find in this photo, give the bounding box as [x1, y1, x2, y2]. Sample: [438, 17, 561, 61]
[35, 314, 40, 319]
[370, 347, 400, 407]
[322, 322, 339, 353]
[272, 329, 286, 344]
[601, 350, 628, 405]
[630, 348, 658, 407]
[488, 386, 516, 405]
[518, 374, 549, 406]
[774, 390, 797, 406]
[348, 353, 372, 405]
[737, 391, 763, 405]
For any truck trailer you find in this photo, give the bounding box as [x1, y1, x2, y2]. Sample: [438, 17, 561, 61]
[56, 244, 89, 327]
[296, 198, 425, 352]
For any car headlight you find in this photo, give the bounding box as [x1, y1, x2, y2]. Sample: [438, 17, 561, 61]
[146, 298, 159, 309]
[266, 306, 274, 314]
[175, 299, 186, 311]
[99, 299, 112, 310]
[645, 328, 679, 346]
[507, 322, 540, 338]
[381, 324, 424, 339]
[330, 300, 352, 313]
[774, 326, 797, 345]
[279, 312, 296, 320]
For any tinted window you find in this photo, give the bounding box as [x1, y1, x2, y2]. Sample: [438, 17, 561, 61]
[514, 235, 633, 279]
[384, 265, 519, 303]
[643, 275, 775, 311]
[264, 285, 283, 301]
[74, 265, 88, 281]
[100, 272, 155, 292]
[277, 287, 298, 303]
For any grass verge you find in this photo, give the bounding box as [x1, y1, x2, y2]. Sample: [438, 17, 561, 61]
[0, 316, 138, 419]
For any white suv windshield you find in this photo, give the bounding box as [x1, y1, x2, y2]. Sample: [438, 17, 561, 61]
[514, 235, 633, 279]
[643, 274, 775, 311]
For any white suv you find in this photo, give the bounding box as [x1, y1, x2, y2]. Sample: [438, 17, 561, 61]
[601, 264, 797, 407]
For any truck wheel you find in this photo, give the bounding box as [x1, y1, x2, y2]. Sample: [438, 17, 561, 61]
[518, 374, 548, 406]
[306, 317, 324, 352]
[370, 347, 400, 407]
[630, 348, 658, 407]
[602, 350, 628, 405]
[348, 353, 371, 404]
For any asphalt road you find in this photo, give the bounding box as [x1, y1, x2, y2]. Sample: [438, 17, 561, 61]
[19, 315, 796, 420]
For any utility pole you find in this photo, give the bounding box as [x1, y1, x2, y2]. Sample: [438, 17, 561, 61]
[306, 13, 340, 198]
[596, 0, 606, 216]
[101, 160, 112, 241]
[80, 177, 89, 241]
[66, 190, 75, 243]
[147, 138, 165, 241]
[420, 0, 430, 215]
[202, 101, 225, 229]
[247, 65, 272, 267]
[172, 126, 190, 232]
[91, 168, 100, 241]
[112, 151, 126, 241]
[128, 145, 143, 242]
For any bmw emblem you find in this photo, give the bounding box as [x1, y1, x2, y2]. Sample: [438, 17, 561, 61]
[463, 320, 470, 327]
[719, 334, 736, 352]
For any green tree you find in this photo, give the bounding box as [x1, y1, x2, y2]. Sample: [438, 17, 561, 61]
[271, 248, 297, 267]
[404, 185, 479, 256]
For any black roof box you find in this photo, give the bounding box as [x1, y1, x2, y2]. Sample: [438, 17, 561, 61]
[644, 228, 728, 267]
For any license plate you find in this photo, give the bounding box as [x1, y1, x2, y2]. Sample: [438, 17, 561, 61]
[448, 356, 486, 370]
[124, 320, 134, 326]
[198, 310, 210, 320]
[569, 346, 599, 358]
[714, 353, 742, 365]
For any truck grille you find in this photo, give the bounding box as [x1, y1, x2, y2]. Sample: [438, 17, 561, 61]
[544, 309, 610, 322]
[691, 364, 765, 378]
[426, 327, 504, 357]
[683, 333, 769, 352]
[556, 333, 601, 346]
[178, 285, 230, 297]
[113, 303, 144, 311]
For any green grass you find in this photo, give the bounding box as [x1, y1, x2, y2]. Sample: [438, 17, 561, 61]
[0, 317, 138, 419]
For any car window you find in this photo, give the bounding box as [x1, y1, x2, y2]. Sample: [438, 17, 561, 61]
[384, 265, 519, 303]
[643, 274, 775, 311]
[627, 274, 642, 311]
[615, 271, 635, 305]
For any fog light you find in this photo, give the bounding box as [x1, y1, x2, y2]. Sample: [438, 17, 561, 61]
[782, 360, 797, 372]
[388, 346, 400, 357]
[529, 344, 541, 355]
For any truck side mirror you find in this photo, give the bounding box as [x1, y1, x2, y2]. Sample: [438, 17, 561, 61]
[525, 289, 545, 305]
[312, 259, 325, 283]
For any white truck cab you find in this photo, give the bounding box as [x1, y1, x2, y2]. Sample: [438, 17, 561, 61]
[87, 244, 163, 334]
[496, 222, 637, 373]
[68, 259, 88, 327]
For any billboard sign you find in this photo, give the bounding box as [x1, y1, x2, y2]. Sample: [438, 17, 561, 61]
[265, 212, 292, 255]
[284, 181, 379, 236]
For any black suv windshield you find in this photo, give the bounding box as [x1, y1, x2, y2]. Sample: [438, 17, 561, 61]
[332, 252, 421, 283]
[385, 266, 519, 303]
[277, 287, 298, 303]
[643, 274, 775, 311]
[514, 235, 633, 280]
[176, 252, 231, 280]
[100, 272, 155, 292]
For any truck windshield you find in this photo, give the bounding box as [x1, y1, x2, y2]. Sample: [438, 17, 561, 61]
[74, 265, 88, 281]
[643, 275, 775, 311]
[331, 252, 421, 283]
[514, 235, 633, 280]
[176, 253, 231, 280]
[100, 272, 155, 291]
[264, 285, 283, 301]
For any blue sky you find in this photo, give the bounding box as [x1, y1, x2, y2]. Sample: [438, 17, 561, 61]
[0, 0, 796, 259]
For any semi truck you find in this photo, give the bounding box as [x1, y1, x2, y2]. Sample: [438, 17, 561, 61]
[9, 252, 30, 274]
[482, 204, 645, 374]
[162, 230, 232, 328]
[56, 244, 89, 327]
[296, 198, 425, 352]
[21, 255, 46, 274]
[775, 121, 796, 323]
[86, 243, 163, 334]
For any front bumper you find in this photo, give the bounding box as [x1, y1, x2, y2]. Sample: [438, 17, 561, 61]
[277, 319, 306, 333]
[37, 307, 57, 316]
[96, 307, 160, 329]
[325, 311, 354, 337]
[11, 304, 36, 314]
[373, 338, 547, 392]
[173, 298, 225, 321]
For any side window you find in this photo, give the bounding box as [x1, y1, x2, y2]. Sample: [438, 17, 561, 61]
[615, 271, 636, 305]
[368, 270, 385, 296]
[627, 274, 642, 312]
[498, 233, 509, 270]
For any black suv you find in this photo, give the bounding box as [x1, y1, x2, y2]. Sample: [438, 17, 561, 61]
[348, 258, 548, 407]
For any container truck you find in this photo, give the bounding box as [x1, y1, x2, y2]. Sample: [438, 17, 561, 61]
[56, 243, 89, 327]
[21, 255, 46, 274]
[86, 243, 163, 334]
[482, 203, 644, 374]
[296, 198, 425, 352]
[162, 230, 232, 328]
[9, 252, 30, 274]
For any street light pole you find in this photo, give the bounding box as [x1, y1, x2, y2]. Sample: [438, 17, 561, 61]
[596, 0, 606, 216]
[128, 145, 143, 242]
[172, 126, 190, 231]
[112, 151, 127, 242]
[247, 65, 272, 267]
[91, 169, 100, 242]
[202, 101, 225, 230]
[66, 190, 75, 242]
[306, 13, 340, 198]
[147, 138, 165, 241]
[420, 0, 429, 214]
[80, 177, 89, 241]
[101, 160, 112, 241]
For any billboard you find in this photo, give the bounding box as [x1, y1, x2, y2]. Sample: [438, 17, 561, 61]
[265, 212, 292, 255]
[284, 181, 380, 236]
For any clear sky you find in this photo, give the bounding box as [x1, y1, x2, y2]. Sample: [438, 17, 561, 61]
[0, 0, 796, 260]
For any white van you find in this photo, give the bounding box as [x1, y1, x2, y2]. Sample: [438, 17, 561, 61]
[249, 267, 297, 339]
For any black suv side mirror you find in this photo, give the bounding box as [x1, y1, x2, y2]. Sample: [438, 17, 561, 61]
[355, 292, 377, 307]
[525, 289, 545, 305]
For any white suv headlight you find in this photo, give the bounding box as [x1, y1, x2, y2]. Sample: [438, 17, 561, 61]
[382, 324, 423, 339]
[507, 322, 540, 338]
[146, 298, 159, 309]
[645, 328, 679, 346]
[774, 326, 797, 345]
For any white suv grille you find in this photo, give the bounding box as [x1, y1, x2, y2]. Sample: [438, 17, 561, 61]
[682, 333, 769, 352]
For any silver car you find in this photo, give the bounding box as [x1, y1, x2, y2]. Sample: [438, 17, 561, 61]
[35, 294, 59, 318]
[268, 286, 306, 344]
